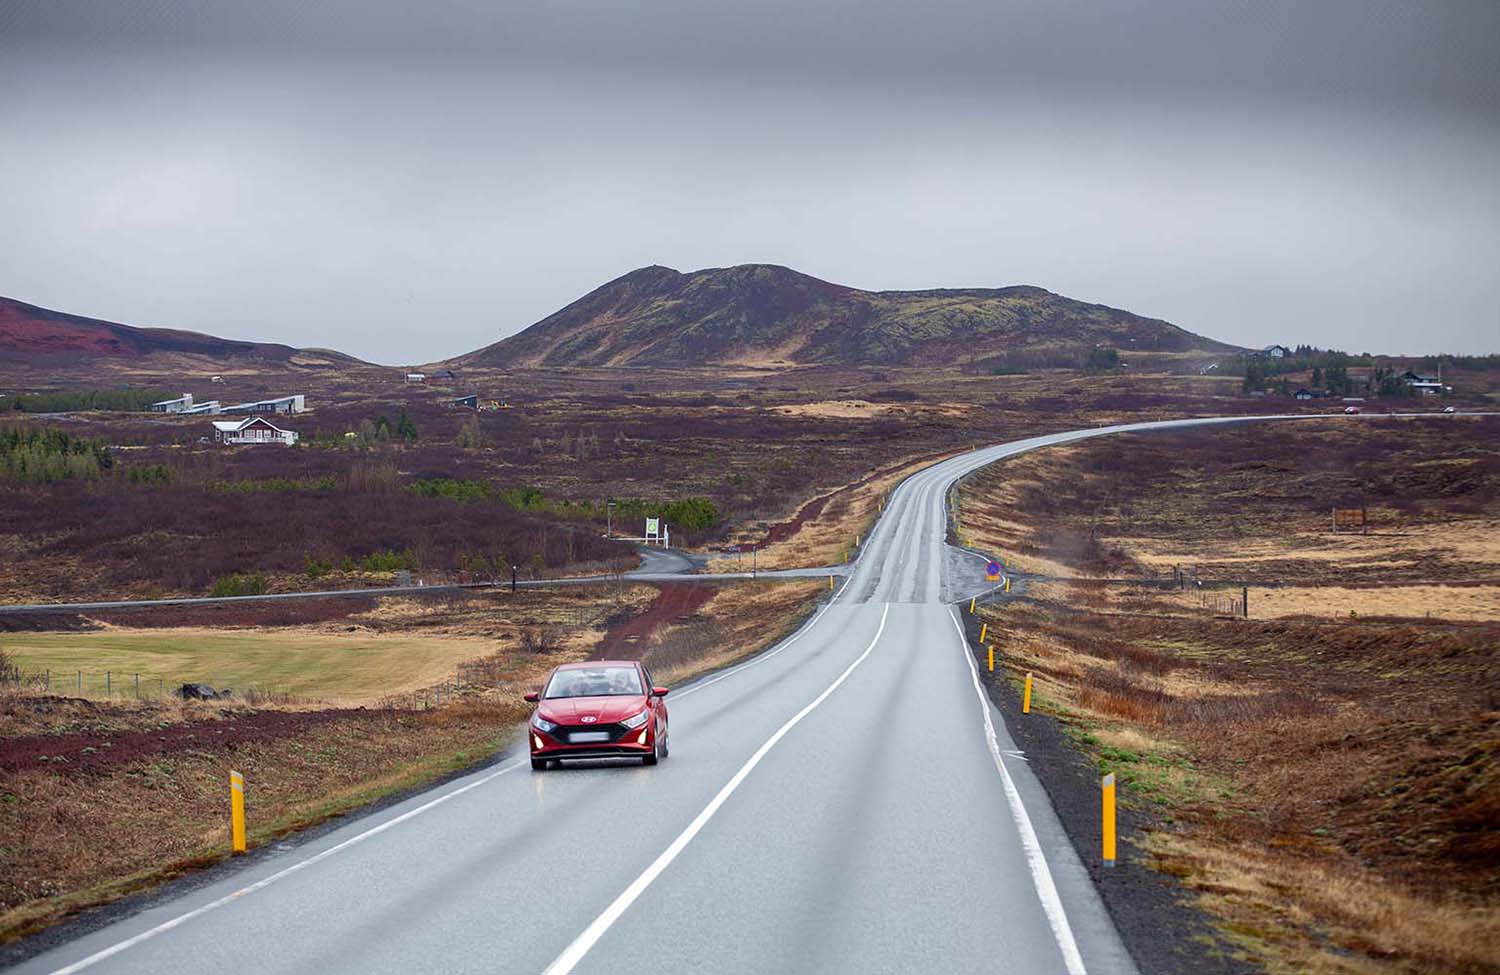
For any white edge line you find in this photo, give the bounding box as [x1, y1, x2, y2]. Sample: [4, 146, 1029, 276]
[673, 574, 849, 700]
[48, 759, 528, 975]
[948, 609, 1088, 975]
[540, 602, 891, 975]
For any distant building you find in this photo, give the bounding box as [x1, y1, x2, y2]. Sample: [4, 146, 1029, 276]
[210, 375, 224, 383]
[181, 400, 222, 415]
[1257, 344, 1292, 359]
[148, 393, 195, 413]
[1400, 371, 1446, 396]
[221, 395, 305, 415]
[404, 373, 426, 384]
[211, 417, 299, 446]
[450, 394, 478, 409]
[432, 369, 456, 381]
[1294, 388, 1316, 401]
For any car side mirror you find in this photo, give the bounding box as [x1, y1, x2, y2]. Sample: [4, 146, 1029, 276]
[524, 692, 539, 703]
[652, 686, 670, 697]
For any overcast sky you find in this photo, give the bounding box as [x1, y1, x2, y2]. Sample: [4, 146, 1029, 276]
[2, 1, 1497, 364]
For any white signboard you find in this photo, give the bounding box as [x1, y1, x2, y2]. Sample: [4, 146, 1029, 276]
[645, 517, 660, 539]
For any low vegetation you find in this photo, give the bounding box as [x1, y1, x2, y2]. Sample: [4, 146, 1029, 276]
[960, 417, 1500, 974]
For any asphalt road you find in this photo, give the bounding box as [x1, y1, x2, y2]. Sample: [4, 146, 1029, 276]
[12, 411, 1479, 975]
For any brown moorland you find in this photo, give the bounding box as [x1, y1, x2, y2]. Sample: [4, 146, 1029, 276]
[958, 418, 1500, 974]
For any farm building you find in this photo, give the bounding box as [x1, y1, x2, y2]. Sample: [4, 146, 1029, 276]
[148, 393, 196, 413]
[404, 373, 426, 384]
[211, 417, 299, 446]
[450, 394, 478, 409]
[221, 394, 305, 415]
[1257, 344, 1292, 358]
[181, 400, 222, 415]
[432, 369, 457, 381]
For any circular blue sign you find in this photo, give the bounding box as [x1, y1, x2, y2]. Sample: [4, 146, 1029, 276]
[986, 561, 1001, 576]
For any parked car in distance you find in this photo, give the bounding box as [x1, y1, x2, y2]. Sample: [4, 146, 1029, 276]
[1443, 405, 1456, 414]
[1343, 405, 1361, 415]
[525, 661, 669, 770]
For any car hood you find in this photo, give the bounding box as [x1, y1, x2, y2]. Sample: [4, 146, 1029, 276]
[538, 695, 648, 724]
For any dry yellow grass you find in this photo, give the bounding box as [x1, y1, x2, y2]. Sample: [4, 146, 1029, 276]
[708, 450, 962, 572]
[646, 581, 825, 685]
[1247, 584, 1500, 621]
[770, 399, 974, 419]
[3, 629, 504, 705]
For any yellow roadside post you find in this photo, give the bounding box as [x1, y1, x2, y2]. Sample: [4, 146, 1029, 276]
[969, 596, 976, 614]
[230, 770, 246, 854]
[1022, 672, 1033, 714]
[1102, 773, 1117, 867]
[828, 574, 834, 591]
[979, 622, 988, 643]
[987, 646, 995, 672]
[1004, 577, 1011, 593]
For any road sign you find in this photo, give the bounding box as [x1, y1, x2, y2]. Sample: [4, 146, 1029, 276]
[986, 561, 1001, 582]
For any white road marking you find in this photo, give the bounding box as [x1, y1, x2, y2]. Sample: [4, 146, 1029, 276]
[46, 760, 527, 975]
[948, 610, 1088, 975]
[673, 575, 849, 700]
[540, 603, 892, 975]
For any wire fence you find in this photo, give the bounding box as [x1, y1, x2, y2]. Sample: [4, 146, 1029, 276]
[1172, 566, 1249, 618]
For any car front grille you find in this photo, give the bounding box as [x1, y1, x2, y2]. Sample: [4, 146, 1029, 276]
[555, 722, 628, 744]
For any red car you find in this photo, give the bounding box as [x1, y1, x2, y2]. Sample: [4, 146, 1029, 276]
[525, 660, 670, 770]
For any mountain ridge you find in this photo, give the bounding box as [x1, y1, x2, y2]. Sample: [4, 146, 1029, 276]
[457, 263, 1237, 369]
[0, 296, 363, 367]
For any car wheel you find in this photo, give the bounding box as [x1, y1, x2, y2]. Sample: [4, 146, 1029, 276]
[660, 725, 669, 759]
[643, 728, 661, 766]
[531, 757, 548, 771]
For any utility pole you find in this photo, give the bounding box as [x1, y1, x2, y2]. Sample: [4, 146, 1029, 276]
[510, 564, 517, 592]
[606, 500, 615, 538]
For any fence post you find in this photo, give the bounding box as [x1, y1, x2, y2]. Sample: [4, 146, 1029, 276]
[230, 771, 247, 854]
[1243, 586, 1249, 618]
[45, 669, 50, 693]
[77, 670, 81, 693]
[1102, 773, 1117, 867]
[135, 673, 140, 698]
[106, 671, 110, 696]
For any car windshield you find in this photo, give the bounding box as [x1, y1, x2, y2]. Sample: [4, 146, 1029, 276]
[544, 666, 642, 699]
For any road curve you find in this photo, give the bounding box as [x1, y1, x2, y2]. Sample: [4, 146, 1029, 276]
[10, 411, 1478, 975]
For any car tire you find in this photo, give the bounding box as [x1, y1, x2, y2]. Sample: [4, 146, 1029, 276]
[643, 728, 661, 766]
[530, 757, 548, 771]
[659, 725, 669, 759]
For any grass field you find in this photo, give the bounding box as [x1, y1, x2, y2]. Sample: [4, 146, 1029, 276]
[2, 630, 503, 704]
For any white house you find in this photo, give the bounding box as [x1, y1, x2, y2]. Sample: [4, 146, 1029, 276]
[211, 417, 299, 446]
[404, 373, 426, 384]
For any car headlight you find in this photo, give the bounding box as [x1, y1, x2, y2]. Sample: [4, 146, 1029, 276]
[531, 714, 558, 734]
[620, 710, 650, 730]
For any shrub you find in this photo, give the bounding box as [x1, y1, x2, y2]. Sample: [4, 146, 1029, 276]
[361, 549, 418, 572]
[408, 478, 490, 502]
[126, 465, 173, 485]
[209, 573, 270, 597]
[518, 626, 562, 654]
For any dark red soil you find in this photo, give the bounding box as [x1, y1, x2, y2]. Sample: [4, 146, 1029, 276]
[591, 584, 714, 659]
[0, 707, 369, 777]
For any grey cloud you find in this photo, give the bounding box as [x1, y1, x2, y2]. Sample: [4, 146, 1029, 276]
[0, 1, 1496, 361]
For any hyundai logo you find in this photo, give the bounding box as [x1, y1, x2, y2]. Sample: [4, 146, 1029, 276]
[581, 715, 597, 723]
